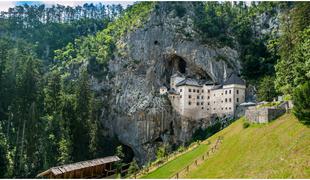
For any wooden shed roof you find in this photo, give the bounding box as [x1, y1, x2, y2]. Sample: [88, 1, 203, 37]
[37, 156, 120, 177]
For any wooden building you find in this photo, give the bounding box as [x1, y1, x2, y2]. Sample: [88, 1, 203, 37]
[36, 156, 120, 178]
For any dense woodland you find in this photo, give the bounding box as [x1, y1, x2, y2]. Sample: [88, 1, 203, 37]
[0, 1, 309, 178]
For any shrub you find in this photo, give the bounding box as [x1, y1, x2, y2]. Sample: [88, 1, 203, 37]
[156, 145, 167, 160]
[293, 82, 310, 125]
[177, 145, 185, 153]
[127, 159, 139, 176]
[243, 122, 250, 129]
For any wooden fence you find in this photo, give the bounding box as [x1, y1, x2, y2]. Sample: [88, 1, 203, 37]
[129, 141, 201, 179]
[169, 136, 224, 179]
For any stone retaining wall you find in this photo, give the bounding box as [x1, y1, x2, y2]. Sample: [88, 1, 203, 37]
[245, 107, 286, 123]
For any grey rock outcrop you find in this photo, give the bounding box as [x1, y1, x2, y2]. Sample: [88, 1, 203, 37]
[91, 2, 242, 164]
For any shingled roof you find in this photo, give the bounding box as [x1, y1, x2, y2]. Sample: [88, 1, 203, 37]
[223, 73, 245, 85]
[176, 78, 202, 87]
[37, 156, 120, 177]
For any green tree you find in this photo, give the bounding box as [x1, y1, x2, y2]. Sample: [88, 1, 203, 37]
[0, 125, 9, 178]
[71, 69, 92, 161]
[257, 76, 278, 102]
[275, 3, 310, 95]
[115, 145, 125, 174]
[127, 159, 139, 176]
[292, 82, 310, 125]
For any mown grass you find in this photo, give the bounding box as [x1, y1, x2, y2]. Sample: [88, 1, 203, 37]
[140, 143, 211, 178]
[140, 113, 310, 178]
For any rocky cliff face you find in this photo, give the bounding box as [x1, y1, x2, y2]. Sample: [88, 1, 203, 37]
[91, 2, 242, 164]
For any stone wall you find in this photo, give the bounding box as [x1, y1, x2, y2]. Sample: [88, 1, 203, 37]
[245, 107, 286, 123]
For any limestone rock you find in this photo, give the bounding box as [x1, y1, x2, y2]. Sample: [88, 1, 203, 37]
[91, 2, 242, 164]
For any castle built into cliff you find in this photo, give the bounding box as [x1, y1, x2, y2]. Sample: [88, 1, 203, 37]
[160, 73, 246, 119]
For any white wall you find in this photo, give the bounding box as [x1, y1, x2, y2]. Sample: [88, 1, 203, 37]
[167, 80, 246, 120]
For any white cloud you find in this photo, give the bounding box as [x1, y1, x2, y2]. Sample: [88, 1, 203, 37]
[0, 1, 17, 11]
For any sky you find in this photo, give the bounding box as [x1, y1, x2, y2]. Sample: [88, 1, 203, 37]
[0, 1, 134, 11]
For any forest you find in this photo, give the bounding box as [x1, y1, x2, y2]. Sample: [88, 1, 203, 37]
[0, 1, 309, 178]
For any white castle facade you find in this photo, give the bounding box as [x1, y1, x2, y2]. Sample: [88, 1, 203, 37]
[160, 73, 246, 119]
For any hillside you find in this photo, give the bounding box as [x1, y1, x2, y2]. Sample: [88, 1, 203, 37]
[142, 113, 310, 178]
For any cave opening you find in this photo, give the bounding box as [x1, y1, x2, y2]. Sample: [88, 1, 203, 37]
[120, 144, 135, 164]
[178, 58, 186, 74]
[167, 54, 187, 74]
[165, 54, 187, 86]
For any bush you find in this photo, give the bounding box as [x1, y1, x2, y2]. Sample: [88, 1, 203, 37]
[243, 122, 250, 129]
[127, 159, 139, 176]
[293, 82, 310, 125]
[156, 145, 167, 160]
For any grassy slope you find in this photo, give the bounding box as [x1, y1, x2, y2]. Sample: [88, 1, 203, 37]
[141, 143, 210, 178]
[142, 113, 310, 178]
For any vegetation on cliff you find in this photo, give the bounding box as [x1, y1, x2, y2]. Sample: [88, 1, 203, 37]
[54, 2, 155, 78]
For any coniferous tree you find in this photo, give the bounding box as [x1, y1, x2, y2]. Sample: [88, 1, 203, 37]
[71, 69, 92, 161]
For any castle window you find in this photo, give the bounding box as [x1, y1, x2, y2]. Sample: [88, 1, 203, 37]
[229, 107, 231, 110]
[229, 90, 231, 94]
[189, 89, 191, 92]
[180, 89, 182, 92]
[202, 90, 204, 93]
[222, 93, 223, 95]
[201, 96, 204, 99]
[197, 102, 199, 106]
[208, 96, 210, 99]
[197, 96, 199, 99]
[188, 101, 191, 105]
[237, 98, 239, 102]
[208, 102, 210, 105]
[237, 90, 239, 94]
[214, 108, 215, 110]
[180, 95, 182, 98]
[208, 90, 210, 93]
[225, 90, 227, 94]
[193, 89, 196, 92]
[225, 107, 227, 110]
[197, 90, 199, 93]
[229, 98, 231, 102]
[173, 96, 175, 99]
[202, 107, 204, 109]
[214, 101, 215, 104]
[207, 108, 209, 110]
[221, 108, 223, 110]
[201, 102, 203, 105]
[225, 98, 227, 102]
[189, 95, 191, 98]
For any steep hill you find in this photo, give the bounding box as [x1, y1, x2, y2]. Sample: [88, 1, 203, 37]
[142, 113, 310, 178]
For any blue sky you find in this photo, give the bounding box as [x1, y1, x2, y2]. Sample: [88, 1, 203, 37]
[0, 1, 134, 11]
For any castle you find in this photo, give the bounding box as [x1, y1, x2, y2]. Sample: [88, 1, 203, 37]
[160, 73, 246, 119]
